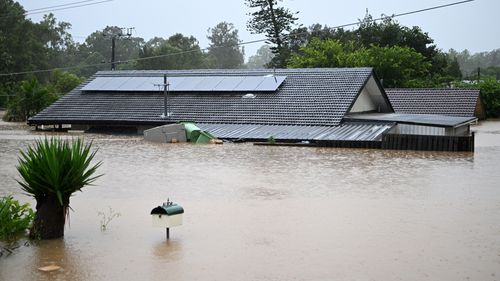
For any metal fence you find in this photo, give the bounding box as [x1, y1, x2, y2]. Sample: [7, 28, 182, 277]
[381, 132, 475, 152]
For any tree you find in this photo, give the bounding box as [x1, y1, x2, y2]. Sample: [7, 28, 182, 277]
[17, 138, 102, 239]
[475, 78, 500, 118]
[358, 16, 429, 52]
[137, 33, 209, 70]
[48, 70, 84, 94]
[246, 45, 274, 68]
[287, 15, 447, 81]
[456, 77, 500, 118]
[0, 2, 76, 106]
[75, 26, 144, 77]
[245, 0, 299, 68]
[207, 22, 244, 69]
[445, 56, 462, 80]
[0, 2, 74, 80]
[288, 39, 350, 68]
[3, 79, 58, 122]
[288, 38, 431, 87]
[36, 13, 77, 72]
[3, 71, 80, 122]
[451, 48, 500, 78]
[351, 45, 431, 87]
[0, 0, 44, 77]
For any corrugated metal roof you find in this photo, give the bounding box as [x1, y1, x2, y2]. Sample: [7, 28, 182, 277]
[196, 122, 394, 141]
[345, 113, 477, 128]
[385, 88, 480, 117]
[29, 68, 376, 127]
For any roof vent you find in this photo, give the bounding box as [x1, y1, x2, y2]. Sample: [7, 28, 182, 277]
[242, 93, 256, 99]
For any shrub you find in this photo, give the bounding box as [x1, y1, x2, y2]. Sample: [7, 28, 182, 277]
[17, 137, 102, 239]
[0, 195, 34, 241]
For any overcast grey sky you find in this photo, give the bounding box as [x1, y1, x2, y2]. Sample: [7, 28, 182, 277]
[19, 0, 499, 59]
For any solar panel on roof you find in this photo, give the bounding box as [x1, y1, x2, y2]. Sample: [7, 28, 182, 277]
[174, 76, 205, 91]
[164, 77, 184, 91]
[135, 77, 163, 91]
[213, 77, 244, 91]
[255, 76, 287, 91]
[234, 76, 265, 91]
[81, 77, 113, 91]
[193, 76, 225, 91]
[118, 77, 154, 91]
[99, 77, 129, 91]
[82, 75, 287, 92]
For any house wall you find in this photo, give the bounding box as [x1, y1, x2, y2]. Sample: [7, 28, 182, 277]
[447, 125, 470, 136]
[389, 124, 446, 136]
[389, 124, 471, 136]
[350, 87, 377, 113]
[349, 76, 392, 113]
[475, 97, 487, 120]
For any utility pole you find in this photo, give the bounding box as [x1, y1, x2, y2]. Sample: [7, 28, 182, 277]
[155, 74, 170, 118]
[111, 37, 116, 70]
[163, 74, 169, 118]
[107, 27, 135, 71]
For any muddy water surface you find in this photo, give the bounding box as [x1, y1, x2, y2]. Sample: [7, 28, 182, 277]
[1, 121, 500, 281]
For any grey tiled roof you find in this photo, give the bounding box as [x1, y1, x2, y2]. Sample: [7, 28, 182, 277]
[385, 88, 480, 117]
[29, 68, 375, 127]
[197, 122, 394, 141]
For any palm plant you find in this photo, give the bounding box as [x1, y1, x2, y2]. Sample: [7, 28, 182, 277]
[17, 137, 102, 239]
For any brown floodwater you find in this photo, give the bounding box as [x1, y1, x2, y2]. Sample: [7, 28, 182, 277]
[1, 119, 500, 281]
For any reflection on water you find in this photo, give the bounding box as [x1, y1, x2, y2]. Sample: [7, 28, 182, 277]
[152, 239, 183, 262]
[1, 122, 500, 281]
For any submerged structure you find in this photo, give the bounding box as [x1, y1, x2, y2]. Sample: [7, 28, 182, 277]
[29, 68, 477, 151]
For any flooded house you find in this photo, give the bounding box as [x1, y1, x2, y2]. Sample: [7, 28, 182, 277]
[28, 68, 477, 151]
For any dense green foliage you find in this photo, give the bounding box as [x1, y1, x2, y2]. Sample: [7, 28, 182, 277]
[73, 26, 144, 77]
[17, 137, 102, 239]
[245, 0, 299, 67]
[3, 71, 83, 122]
[207, 22, 245, 69]
[456, 78, 500, 118]
[0, 1, 52, 80]
[286, 15, 462, 87]
[136, 34, 210, 70]
[47, 70, 84, 94]
[0, 196, 34, 241]
[0, 0, 78, 108]
[3, 79, 57, 122]
[289, 39, 431, 87]
[17, 138, 102, 205]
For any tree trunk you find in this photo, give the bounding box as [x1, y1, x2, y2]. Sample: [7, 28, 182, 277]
[30, 195, 69, 239]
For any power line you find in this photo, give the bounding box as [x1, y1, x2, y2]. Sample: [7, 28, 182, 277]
[329, 0, 474, 30]
[26, 0, 106, 13]
[26, 0, 114, 16]
[0, 0, 113, 20]
[0, 0, 475, 77]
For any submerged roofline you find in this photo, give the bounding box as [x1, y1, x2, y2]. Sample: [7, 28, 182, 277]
[345, 113, 477, 128]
